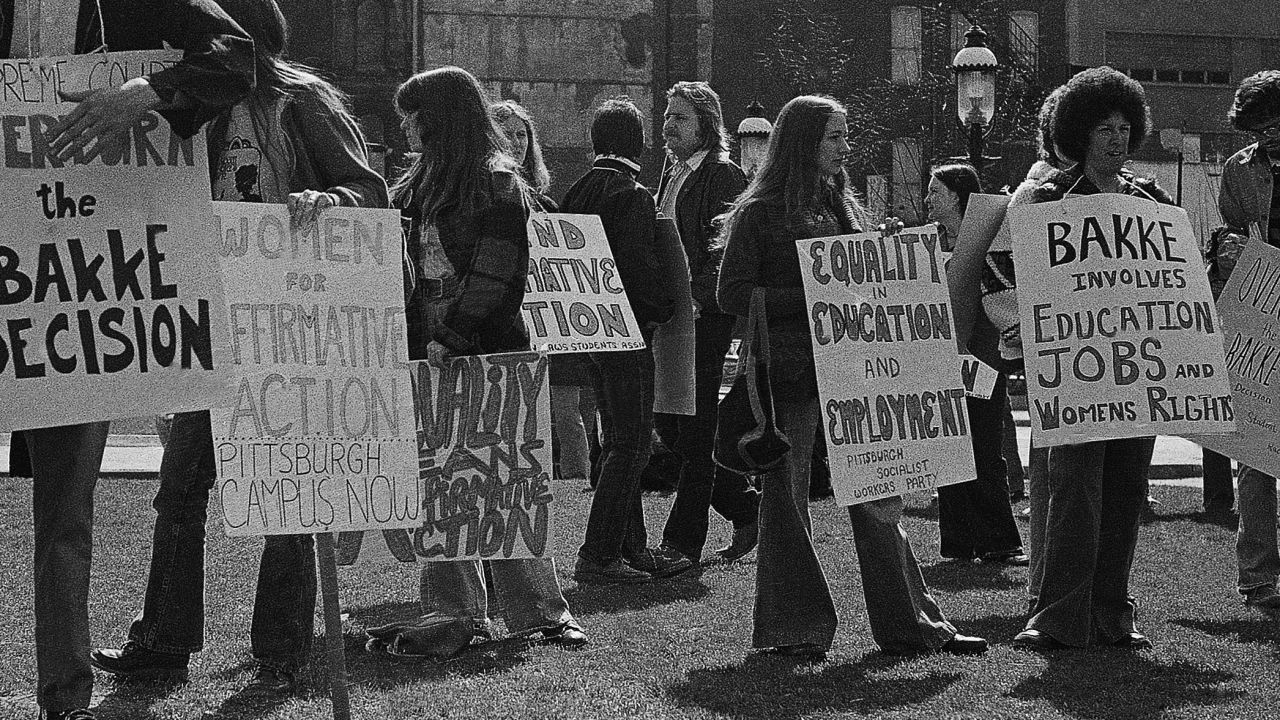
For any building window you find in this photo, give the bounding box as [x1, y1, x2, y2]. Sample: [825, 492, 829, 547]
[355, 0, 388, 70]
[1008, 11, 1039, 73]
[1107, 32, 1232, 86]
[890, 5, 922, 85]
[891, 138, 923, 224]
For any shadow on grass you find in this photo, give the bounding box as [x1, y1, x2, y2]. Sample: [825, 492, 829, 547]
[1170, 617, 1280, 659]
[563, 573, 711, 616]
[1141, 510, 1239, 531]
[921, 561, 1025, 593]
[92, 680, 184, 720]
[952, 612, 1030, 644]
[667, 656, 962, 719]
[1009, 652, 1240, 720]
[341, 629, 536, 688]
[901, 502, 940, 522]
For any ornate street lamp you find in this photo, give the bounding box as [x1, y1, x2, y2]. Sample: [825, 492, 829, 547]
[736, 100, 773, 180]
[951, 25, 999, 170]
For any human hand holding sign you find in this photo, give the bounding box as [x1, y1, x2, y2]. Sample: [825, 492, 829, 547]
[878, 216, 905, 237]
[288, 190, 339, 232]
[49, 77, 163, 163]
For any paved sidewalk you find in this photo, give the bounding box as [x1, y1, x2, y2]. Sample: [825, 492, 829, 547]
[1, 416, 1211, 482]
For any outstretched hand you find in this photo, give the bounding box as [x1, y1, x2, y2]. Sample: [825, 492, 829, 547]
[50, 78, 162, 162]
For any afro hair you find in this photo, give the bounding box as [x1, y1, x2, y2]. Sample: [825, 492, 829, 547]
[1052, 66, 1150, 164]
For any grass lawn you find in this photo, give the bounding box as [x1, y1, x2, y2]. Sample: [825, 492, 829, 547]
[1, 477, 1278, 719]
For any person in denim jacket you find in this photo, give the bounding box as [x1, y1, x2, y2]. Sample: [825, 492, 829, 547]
[1209, 70, 1280, 610]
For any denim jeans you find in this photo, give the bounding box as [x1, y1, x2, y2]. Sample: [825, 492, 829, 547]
[1027, 436, 1050, 612]
[1236, 465, 1279, 592]
[1203, 449, 1235, 511]
[551, 384, 590, 481]
[129, 411, 216, 654]
[1001, 390, 1025, 497]
[937, 378, 1023, 558]
[753, 395, 955, 653]
[661, 313, 760, 560]
[421, 559, 574, 634]
[28, 421, 109, 713]
[130, 410, 319, 671]
[1026, 437, 1153, 646]
[580, 345, 655, 562]
[251, 535, 318, 671]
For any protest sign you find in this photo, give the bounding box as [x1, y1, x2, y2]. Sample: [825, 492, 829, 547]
[960, 354, 999, 399]
[2, 50, 183, 104]
[524, 213, 642, 353]
[0, 51, 233, 431]
[336, 351, 554, 564]
[210, 203, 419, 536]
[1009, 194, 1233, 445]
[946, 194, 1010, 355]
[1194, 240, 1280, 475]
[651, 216, 696, 415]
[798, 226, 976, 506]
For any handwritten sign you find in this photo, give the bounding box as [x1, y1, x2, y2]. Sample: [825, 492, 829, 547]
[210, 203, 418, 535]
[0, 52, 232, 431]
[524, 213, 642, 353]
[2, 50, 180, 104]
[960, 354, 999, 399]
[1009, 194, 1234, 445]
[798, 226, 976, 506]
[1195, 240, 1280, 474]
[336, 351, 554, 564]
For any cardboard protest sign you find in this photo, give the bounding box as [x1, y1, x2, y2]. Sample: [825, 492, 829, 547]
[336, 351, 554, 564]
[524, 213, 642, 353]
[1194, 240, 1280, 475]
[946, 194, 1010, 355]
[1009, 194, 1233, 445]
[1, 50, 180, 104]
[651, 216, 696, 415]
[798, 226, 976, 506]
[960, 355, 999, 399]
[0, 51, 233, 431]
[210, 203, 419, 535]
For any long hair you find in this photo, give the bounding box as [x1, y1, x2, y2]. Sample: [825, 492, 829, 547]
[720, 95, 866, 241]
[666, 81, 730, 156]
[391, 67, 524, 219]
[214, 0, 356, 188]
[491, 100, 551, 194]
[929, 163, 982, 216]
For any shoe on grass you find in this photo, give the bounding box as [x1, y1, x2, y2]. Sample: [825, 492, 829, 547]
[1243, 584, 1280, 609]
[89, 641, 189, 681]
[626, 546, 694, 578]
[39, 709, 96, 720]
[573, 556, 651, 583]
[537, 622, 590, 647]
[243, 665, 297, 696]
[715, 522, 759, 562]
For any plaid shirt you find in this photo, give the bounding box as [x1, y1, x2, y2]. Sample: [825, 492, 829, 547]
[403, 170, 531, 357]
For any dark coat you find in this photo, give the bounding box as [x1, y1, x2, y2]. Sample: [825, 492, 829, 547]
[0, 0, 256, 139]
[562, 157, 676, 327]
[656, 152, 746, 315]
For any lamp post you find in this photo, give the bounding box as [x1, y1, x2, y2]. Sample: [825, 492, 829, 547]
[951, 25, 998, 170]
[736, 100, 773, 180]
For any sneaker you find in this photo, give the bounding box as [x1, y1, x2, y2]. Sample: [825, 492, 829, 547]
[1243, 584, 1280, 609]
[626, 546, 694, 578]
[89, 641, 189, 681]
[40, 709, 96, 720]
[574, 556, 651, 584]
[243, 665, 297, 696]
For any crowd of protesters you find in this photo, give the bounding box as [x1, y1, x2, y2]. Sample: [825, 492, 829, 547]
[7, 2, 1280, 717]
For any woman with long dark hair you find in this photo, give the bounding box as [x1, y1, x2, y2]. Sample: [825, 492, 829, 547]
[90, 0, 389, 695]
[927, 163, 1027, 566]
[363, 67, 587, 660]
[717, 95, 986, 658]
